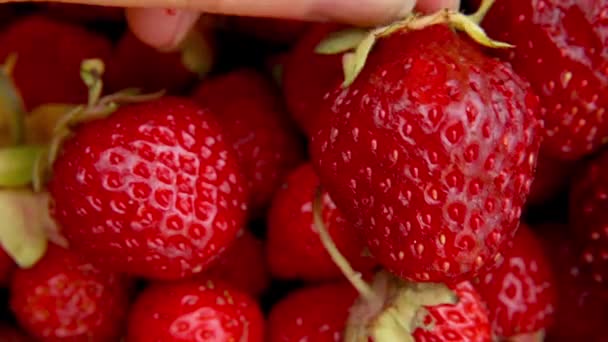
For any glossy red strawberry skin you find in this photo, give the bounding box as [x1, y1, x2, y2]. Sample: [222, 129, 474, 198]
[282, 23, 346, 136]
[311, 25, 541, 283]
[126, 279, 264, 342]
[569, 150, 608, 284]
[10, 244, 130, 342]
[478, 0, 608, 160]
[475, 224, 556, 338]
[0, 15, 112, 110]
[266, 163, 375, 281]
[267, 282, 358, 342]
[192, 69, 304, 215]
[413, 281, 492, 341]
[204, 230, 269, 297]
[106, 32, 197, 94]
[49, 97, 248, 280]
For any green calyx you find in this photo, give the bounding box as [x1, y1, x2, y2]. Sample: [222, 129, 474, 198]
[315, 0, 510, 88]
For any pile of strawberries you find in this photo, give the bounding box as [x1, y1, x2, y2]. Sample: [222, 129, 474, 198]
[0, 0, 605, 341]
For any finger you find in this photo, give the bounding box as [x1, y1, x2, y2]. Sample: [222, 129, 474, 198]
[5, 0, 418, 26]
[415, 0, 461, 13]
[126, 9, 200, 51]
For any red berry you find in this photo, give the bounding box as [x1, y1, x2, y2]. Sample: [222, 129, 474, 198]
[267, 282, 358, 342]
[266, 163, 375, 281]
[0, 15, 112, 110]
[126, 279, 264, 342]
[475, 224, 556, 338]
[192, 69, 304, 215]
[10, 244, 130, 342]
[310, 24, 541, 283]
[204, 230, 269, 297]
[478, 0, 608, 160]
[569, 150, 608, 284]
[282, 23, 345, 136]
[49, 97, 248, 280]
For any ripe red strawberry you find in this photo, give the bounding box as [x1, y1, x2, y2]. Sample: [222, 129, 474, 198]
[282, 23, 346, 136]
[266, 163, 375, 281]
[569, 149, 608, 284]
[539, 226, 608, 342]
[475, 224, 556, 339]
[48, 97, 248, 280]
[267, 282, 358, 342]
[0, 324, 34, 342]
[106, 32, 206, 94]
[126, 278, 264, 342]
[310, 24, 541, 283]
[204, 230, 269, 297]
[192, 69, 304, 215]
[10, 244, 130, 342]
[346, 272, 492, 341]
[476, 0, 608, 160]
[0, 15, 112, 110]
[0, 247, 15, 287]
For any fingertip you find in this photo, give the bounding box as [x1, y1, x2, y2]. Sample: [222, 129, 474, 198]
[312, 0, 417, 25]
[126, 8, 200, 51]
[415, 0, 461, 13]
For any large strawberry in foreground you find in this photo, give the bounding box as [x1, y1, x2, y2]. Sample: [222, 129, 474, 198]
[310, 19, 541, 282]
[49, 97, 248, 280]
[477, 0, 608, 160]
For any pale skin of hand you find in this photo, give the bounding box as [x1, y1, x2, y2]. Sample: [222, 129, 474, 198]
[1, 0, 460, 49]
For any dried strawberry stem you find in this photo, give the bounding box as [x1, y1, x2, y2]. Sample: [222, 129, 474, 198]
[312, 188, 377, 302]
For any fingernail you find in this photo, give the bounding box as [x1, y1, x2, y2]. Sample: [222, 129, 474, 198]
[126, 8, 200, 51]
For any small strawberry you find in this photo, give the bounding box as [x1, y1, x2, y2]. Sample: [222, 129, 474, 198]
[569, 149, 608, 284]
[282, 23, 346, 136]
[106, 31, 214, 94]
[10, 244, 130, 342]
[346, 271, 492, 341]
[0, 15, 112, 110]
[475, 224, 557, 339]
[126, 278, 264, 342]
[267, 282, 358, 342]
[477, 0, 608, 160]
[192, 69, 304, 215]
[49, 96, 248, 280]
[266, 163, 375, 281]
[204, 230, 270, 297]
[310, 9, 540, 283]
[0, 324, 34, 342]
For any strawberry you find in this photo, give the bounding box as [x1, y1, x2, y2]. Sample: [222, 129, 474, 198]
[0, 15, 112, 110]
[126, 278, 264, 342]
[192, 69, 304, 215]
[0, 324, 34, 342]
[282, 23, 346, 136]
[204, 230, 269, 297]
[267, 282, 358, 342]
[310, 21, 541, 282]
[266, 163, 375, 281]
[10, 244, 130, 342]
[476, 0, 608, 160]
[106, 31, 211, 94]
[569, 149, 608, 284]
[346, 271, 492, 341]
[475, 224, 556, 339]
[48, 97, 248, 280]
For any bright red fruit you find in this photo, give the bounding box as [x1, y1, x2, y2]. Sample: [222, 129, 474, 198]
[310, 24, 541, 283]
[49, 97, 248, 280]
[475, 224, 556, 339]
[478, 0, 608, 160]
[266, 163, 375, 281]
[126, 279, 264, 342]
[569, 149, 608, 284]
[267, 282, 358, 342]
[106, 32, 198, 94]
[282, 23, 345, 136]
[10, 244, 130, 342]
[204, 230, 269, 297]
[192, 69, 304, 215]
[0, 15, 112, 110]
